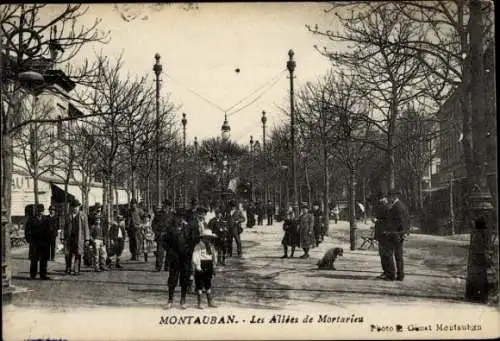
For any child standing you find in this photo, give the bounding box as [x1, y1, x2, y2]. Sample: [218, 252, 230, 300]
[192, 229, 218, 309]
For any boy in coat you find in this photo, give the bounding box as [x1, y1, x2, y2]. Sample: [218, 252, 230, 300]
[192, 229, 218, 309]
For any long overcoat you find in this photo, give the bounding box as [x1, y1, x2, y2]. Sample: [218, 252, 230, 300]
[297, 212, 315, 249]
[64, 212, 90, 256]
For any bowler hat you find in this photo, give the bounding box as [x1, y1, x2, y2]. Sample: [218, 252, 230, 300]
[130, 198, 137, 205]
[196, 206, 209, 214]
[301, 202, 309, 209]
[94, 202, 102, 209]
[163, 199, 172, 207]
[70, 201, 81, 207]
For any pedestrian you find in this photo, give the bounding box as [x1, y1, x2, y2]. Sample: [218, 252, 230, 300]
[26, 204, 52, 280]
[297, 203, 315, 259]
[246, 200, 256, 228]
[205, 203, 216, 225]
[311, 201, 323, 246]
[62, 201, 90, 275]
[127, 199, 141, 261]
[142, 214, 155, 262]
[332, 205, 340, 224]
[384, 189, 410, 281]
[106, 212, 126, 269]
[208, 208, 229, 265]
[373, 192, 390, 280]
[165, 208, 196, 309]
[228, 201, 245, 257]
[256, 201, 264, 226]
[90, 213, 108, 272]
[192, 229, 219, 309]
[266, 200, 274, 226]
[280, 207, 298, 258]
[152, 200, 173, 271]
[46, 205, 59, 261]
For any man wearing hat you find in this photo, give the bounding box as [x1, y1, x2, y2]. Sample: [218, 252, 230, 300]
[107, 211, 126, 269]
[297, 203, 315, 259]
[208, 208, 229, 265]
[62, 201, 90, 275]
[311, 200, 324, 246]
[127, 198, 142, 261]
[152, 199, 174, 271]
[266, 200, 275, 226]
[384, 189, 410, 281]
[46, 205, 59, 261]
[165, 207, 195, 309]
[373, 192, 391, 280]
[228, 201, 245, 257]
[26, 204, 52, 279]
[90, 207, 108, 272]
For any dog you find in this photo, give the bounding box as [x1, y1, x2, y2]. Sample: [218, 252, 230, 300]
[317, 247, 344, 270]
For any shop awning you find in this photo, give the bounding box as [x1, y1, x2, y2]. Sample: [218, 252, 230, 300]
[51, 183, 80, 205]
[114, 189, 129, 205]
[88, 186, 103, 206]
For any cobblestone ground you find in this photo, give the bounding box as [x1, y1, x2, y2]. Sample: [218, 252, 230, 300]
[5, 220, 477, 310]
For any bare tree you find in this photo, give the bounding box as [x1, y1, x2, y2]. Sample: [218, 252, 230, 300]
[1, 4, 109, 223]
[307, 2, 432, 191]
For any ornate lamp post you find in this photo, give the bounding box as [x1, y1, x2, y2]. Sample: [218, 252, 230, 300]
[194, 136, 199, 202]
[286, 49, 298, 215]
[250, 135, 255, 201]
[261, 110, 268, 204]
[153, 53, 163, 209]
[181, 113, 187, 207]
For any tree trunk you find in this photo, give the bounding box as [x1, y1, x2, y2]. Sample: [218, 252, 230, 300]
[349, 168, 357, 250]
[305, 165, 312, 207]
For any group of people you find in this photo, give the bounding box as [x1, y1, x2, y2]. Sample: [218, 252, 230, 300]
[151, 198, 246, 309]
[279, 201, 328, 259]
[244, 200, 275, 228]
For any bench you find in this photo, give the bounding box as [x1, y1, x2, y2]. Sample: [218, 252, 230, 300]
[359, 226, 377, 250]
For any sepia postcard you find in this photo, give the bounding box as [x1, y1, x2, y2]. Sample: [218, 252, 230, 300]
[2, 2, 499, 340]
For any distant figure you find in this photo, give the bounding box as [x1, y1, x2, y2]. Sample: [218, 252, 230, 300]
[46, 205, 59, 261]
[266, 200, 274, 226]
[228, 201, 245, 257]
[256, 201, 264, 226]
[152, 200, 173, 272]
[280, 207, 298, 258]
[127, 199, 142, 261]
[373, 192, 390, 280]
[332, 205, 340, 224]
[311, 201, 323, 246]
[106, 212, 126, 269]
[297, 203, 315, 259]
[246, 201, 256, 228]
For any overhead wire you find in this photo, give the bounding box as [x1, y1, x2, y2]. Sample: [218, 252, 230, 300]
[227, 75, 284, 117]
[224, 69, 287, 113]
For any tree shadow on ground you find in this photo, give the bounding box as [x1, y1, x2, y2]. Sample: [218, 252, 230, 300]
[306, 272, 374, 281]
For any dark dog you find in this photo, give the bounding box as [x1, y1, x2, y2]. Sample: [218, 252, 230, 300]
[317, 247, 344, 270]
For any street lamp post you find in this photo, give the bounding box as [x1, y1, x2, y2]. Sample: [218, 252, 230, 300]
[153, 53, 163, 209]
[194, 136, 199, 202]
[182, 113, 188, 207]
[286, 49, 298, 215]
[261, 110, 268, 204]
[250, 135, 255, 201]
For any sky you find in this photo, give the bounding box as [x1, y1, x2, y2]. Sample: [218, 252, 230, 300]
[69, 3, 338, 146]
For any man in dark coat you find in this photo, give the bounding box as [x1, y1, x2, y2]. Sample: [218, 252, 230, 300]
[165, 208, 196, 309]
[106, 212, 126, 269]
[46, 205, 59, 261]
[383, 189, 410, 281]
[152, 199, 174, 272]
[266, 200, 274, 226]
[208, 208, 229, 265]
[311, 201, 323, 246]
[26, 204, 52, 280]
[256, 201, 264, 226]
[373, 193, 391, 280]
[127, 199, 142, 261]
[228, 201, 245, 257]
[246, 201, 256, 228]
